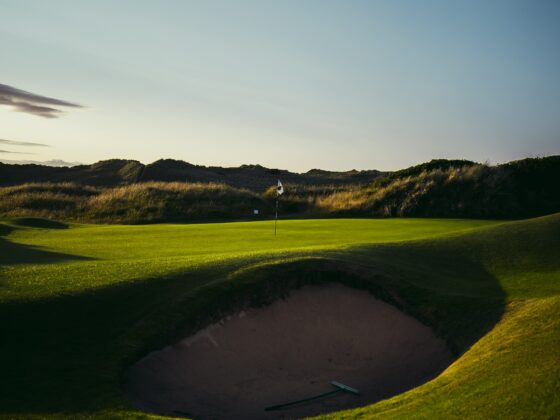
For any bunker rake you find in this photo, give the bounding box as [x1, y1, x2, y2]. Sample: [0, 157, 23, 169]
[264, 381, 360, 411]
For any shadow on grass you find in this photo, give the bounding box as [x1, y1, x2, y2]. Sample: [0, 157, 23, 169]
[325, 242, 507, 354]
[10, 217, 69, 229]
[0, 262, 238, 414]
[0, 241, 506, 416]
[0, 223, 90, 266]
[0, 223, 14, 236]
[0, 239, 92, 266]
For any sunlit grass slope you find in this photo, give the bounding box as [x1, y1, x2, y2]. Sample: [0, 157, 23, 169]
[0, 214, 558, 419]
[1, 218, 495, 301]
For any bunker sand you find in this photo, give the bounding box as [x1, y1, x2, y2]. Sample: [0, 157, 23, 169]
[125, 284, 453, 419]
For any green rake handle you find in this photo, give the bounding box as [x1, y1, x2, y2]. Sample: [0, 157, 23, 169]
[264, 381, 359, 411]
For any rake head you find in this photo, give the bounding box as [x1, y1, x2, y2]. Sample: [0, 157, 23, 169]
[331, 381, 360, 395]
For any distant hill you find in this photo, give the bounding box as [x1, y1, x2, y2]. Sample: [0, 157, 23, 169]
[0, 159, 83, 167]
[0, 159, 144, 187]
[0, 158, 383, 191]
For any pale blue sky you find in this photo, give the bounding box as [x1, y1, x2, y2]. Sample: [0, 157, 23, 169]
[0, 0, 558, 171]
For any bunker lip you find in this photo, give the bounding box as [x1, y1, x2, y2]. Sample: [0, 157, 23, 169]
[124, 283, 454, 419]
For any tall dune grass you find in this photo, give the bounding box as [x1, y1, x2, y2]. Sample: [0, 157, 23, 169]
[1, 157, 558, 222]
[0, 182, 265, 223]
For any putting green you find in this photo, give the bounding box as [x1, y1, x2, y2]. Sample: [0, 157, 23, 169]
[0, 214, 558, 419]
[1, 218, 496, 301]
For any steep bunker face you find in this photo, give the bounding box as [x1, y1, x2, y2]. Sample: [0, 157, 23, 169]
[125, 284, 453, 419]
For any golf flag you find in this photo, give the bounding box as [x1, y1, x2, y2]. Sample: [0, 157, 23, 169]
[274, 180, 283, 236]
[277, 180, 284, 195]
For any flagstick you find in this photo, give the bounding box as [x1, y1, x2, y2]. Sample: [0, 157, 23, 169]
[274, 180, 283, 236]
[274, 196, 278, 236]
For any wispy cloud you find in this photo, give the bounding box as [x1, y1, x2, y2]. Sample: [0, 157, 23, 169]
[0, 138, 49, 147]
[0, 83, 82, 118]
[0, 149, 30, 154]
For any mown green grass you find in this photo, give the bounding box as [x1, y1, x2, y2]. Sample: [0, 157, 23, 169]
[0, 214, 558, 419]
[1, 218, 496, 301]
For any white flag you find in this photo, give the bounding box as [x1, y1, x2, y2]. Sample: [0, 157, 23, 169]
[277, 180, 284, 195]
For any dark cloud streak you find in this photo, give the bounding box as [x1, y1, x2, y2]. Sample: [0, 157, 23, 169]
[0, 149, 30, 154]
[0, 139, 49, 147]
[0, 83, 82, 118]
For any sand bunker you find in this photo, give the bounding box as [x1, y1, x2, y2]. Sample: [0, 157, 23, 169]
[125, 284, 453, 419]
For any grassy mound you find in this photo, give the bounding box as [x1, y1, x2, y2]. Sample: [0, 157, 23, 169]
[0, 214, 558, 418]
[311, 156, 560, 218]
[0, 182, 265, 223]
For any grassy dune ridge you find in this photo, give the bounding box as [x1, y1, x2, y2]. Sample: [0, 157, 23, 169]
[0, 214, 559, 418]
[0, 181, 264, 223]
[1, 156, 559, 223]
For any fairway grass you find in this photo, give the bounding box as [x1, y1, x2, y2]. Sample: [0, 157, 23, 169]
[1, 215, 559, 418]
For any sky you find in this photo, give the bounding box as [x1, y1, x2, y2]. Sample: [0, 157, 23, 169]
[0, 0, 559, 172]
